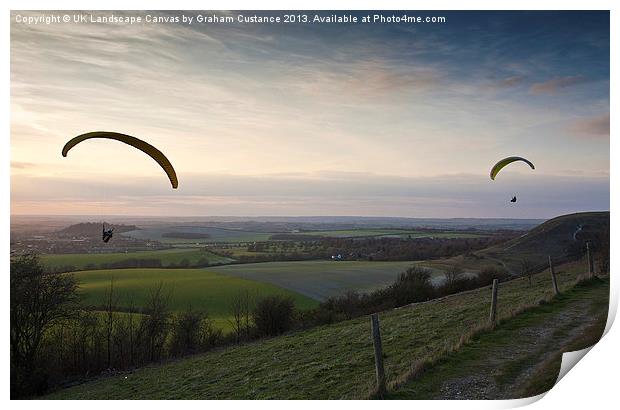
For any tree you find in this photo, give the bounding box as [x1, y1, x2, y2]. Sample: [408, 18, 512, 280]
[391, 266, 435, 306]
[520, 259, 535, 286]
[170, 307, 204, 355]
[141, 282, 171, 362]
[443, 265, 464, 292]
[228, 291, 252, 342]
[103, 278, 119, 368]
[253, 296, 294, 337]
[11, 254, 78, 397]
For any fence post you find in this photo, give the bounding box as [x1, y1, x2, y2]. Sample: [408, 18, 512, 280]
[489, 279, 498, 324]
[549, 256, 560, 295]
[586, 242, 594, 277]
[370, 313, 386, 396]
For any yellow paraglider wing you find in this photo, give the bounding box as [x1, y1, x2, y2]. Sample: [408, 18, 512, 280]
[490, 156, 535, 180]
[62, 131, 178, 189]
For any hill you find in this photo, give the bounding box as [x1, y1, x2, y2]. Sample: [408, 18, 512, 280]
[478, 211, 609, 272]
[426, 212, 609, 275]
[45, 257, 598, 399]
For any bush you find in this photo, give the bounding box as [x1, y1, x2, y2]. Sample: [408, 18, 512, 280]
[390, 266, 436, 306]
[169, 309, 204, 356]
[477, 266, 510, 286]
[253, 296, 295, 337]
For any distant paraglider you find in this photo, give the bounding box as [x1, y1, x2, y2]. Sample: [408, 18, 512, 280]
[62, 131, 178, 189]
[489, 156, 535, 180]
[490, 156, 534, 204]
[102, 224, 114, 243]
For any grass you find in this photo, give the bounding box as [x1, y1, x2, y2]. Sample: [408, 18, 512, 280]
[518, 286, 608, 398]
[210, 246, 270, 258]
[121, 226, 273, 244]
[72, 268, 318, 332]
[387, 276, 609, 399]
[47, 258, 597, 399]
[41, 248, 234, 271]
[209, 260, 434, 301]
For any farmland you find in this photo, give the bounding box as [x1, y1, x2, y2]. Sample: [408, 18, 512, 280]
[41, 248, 234, 271]
[293, 229, 487, 239]
[46, 258, 603, 399]
[119, 225, 490, 244]
[208, 260, 444, 301]
[121, 226, 273, 244]
[72, 268, 319, 330]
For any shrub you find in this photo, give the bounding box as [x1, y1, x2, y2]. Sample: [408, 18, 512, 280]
[390, 266, 436, 306]
[169, 308, 204, 356]
[477, 266, 510, 286]
[253, 296, 295, 337]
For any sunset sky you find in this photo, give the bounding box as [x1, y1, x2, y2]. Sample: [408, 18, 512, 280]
[10, 11, 609, 218]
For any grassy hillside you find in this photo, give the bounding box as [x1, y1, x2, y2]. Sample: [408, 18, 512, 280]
[425, 211, 609, 274]
[479, 211, 609, 272]
[389, 276, 608, 399]
[41, 248, 234, 271]
[47, 258, 596, 399]
[209, 260, 437, 301]
[73, 268, 318, 330]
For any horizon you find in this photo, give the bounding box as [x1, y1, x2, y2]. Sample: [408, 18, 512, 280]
[13, 211, 609, 221]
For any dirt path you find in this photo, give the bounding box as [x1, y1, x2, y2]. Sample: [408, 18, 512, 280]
[391, 279, 609, 400]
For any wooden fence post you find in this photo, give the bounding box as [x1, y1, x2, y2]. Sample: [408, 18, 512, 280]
[489, 279, 498, 324]
[370, 313, 386, 396]
[586, 242, 594, 277]
[549, 256, 560, 295]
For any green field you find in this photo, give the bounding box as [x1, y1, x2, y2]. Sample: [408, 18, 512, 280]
[210, 260, 454, 301]
[293, 229, 486, 239]
[41, 248, 234, 271]
[121, 226, 488, 244]
[47, 259, 599, 399]
[122, 226, 273, 244]
[72, 268, 318, 330]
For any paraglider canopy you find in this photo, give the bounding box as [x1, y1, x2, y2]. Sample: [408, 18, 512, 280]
[490, 156, 535, 180]
[62, 131, 178, 188]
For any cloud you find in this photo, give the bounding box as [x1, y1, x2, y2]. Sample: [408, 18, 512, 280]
[494, 75, 525, 88]
[529, 75, 588, 94]
[569, 112, 610, 138]
[10, 171, 610, 218]
[10, 161, 36, 169]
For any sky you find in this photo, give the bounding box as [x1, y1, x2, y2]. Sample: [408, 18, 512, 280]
[10, 10, 610, 218]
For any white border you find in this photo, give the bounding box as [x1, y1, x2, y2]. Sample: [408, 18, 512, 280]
[3, 1, 617, 409]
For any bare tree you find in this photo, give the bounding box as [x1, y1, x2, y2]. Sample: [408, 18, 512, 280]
[228, 292, 244, 343]
[142, 282, 171, 362]
[520, 259, 535, 286]
[243, 290, 252, 339]
[103, 277, 119, 369]
[10, 254, 78, 397]
[127, 296, 136, 367]
[443, 265, 464, 291]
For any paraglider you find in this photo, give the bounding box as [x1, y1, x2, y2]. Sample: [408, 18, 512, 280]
[490, 156, 534, 204]
[489, 156, 535, 180]
[62, 131, 178, 189]
[102, 224, 114, 243]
